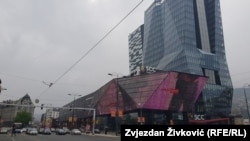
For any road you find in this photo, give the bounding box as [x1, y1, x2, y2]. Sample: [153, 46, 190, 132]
[0, 133, 120, 141]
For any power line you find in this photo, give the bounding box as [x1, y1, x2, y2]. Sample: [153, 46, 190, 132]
[0, 72, 42, 82]
[36, 0, 144, 99]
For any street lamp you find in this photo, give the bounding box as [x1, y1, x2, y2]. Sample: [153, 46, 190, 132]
[108, 72, 119, 136]
[138, 103, 143, 125]
[243, 84, 250, 123]
[68, 93, 82, 128]
[138, 89, 143, 125]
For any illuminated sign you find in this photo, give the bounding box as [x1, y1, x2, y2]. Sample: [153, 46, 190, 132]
[194, 114, 206, 120]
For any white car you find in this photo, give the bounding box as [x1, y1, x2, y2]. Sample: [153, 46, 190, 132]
[21, 128, 27, 133]
[28, 128, 38, 135]
[0, 127, 9, 134]
[71, 129, 81, 135]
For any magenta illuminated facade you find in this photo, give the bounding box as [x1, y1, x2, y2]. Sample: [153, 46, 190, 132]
[96, 71, 208, 115]
[59, 71, 208, 128]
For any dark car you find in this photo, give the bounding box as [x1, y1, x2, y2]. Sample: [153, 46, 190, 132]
[56, 129, 66, 135]
[15, 128, 22, 134]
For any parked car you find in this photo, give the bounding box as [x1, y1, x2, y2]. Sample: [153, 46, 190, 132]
[50, 128, 55, 132]
[62, 127, 70, 134]
[43, 128, 51, 135]
[15, 128, 22, 134]
[38, 128, 44, 134]
[71, 129, 81, 135]
[28, 128, 38, 135]
[25, 127, 33, 134]
[94, 128, 101, 134]
[243, 119, 250, 125]
[79, 127, 85, 133]
[55, 128, 66, 135]
[0, 127, 9, 134]
[21, 128, 27, 133]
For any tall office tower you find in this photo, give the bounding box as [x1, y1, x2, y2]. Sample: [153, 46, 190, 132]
[141, 0, 233, 118]
[128, 25, 144, 75]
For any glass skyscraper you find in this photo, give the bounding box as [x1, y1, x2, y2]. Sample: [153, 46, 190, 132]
[128, 25, 144, 75]
[136, 0, 233, 118]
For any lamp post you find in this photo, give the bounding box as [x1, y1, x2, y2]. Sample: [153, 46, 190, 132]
[243, 84, 250, 122]
[138, 89, 143, 125]
[68, 94, 82, 128]
[108, 73, 119, 136]
[138, 103, 143, 125]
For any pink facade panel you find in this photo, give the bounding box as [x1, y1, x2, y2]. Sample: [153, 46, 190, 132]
[96, 71, 208, 115]
[144, 72, 208, 112]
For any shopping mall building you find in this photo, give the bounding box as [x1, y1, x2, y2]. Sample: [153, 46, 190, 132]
[58, 70, 210, 131]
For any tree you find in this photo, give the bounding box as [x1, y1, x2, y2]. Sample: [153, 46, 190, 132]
[14, 111, 32, 126]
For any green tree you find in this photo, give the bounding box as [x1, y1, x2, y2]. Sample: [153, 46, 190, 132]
[14, 111, 32, 125]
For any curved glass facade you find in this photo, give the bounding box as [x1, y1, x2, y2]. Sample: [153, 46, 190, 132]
[142, 0, 233, 118]
[59, 71, 208, 127]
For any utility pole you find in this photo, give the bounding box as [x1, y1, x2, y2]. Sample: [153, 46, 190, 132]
[108, 73, 120, 136]
[68, 94, 82, 128]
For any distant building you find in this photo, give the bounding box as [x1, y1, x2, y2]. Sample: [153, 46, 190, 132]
[0, 94, 35, 127]
[40, 108, 60, 128]
[46, 109, 59, 119]
[231, 88, 250, 119]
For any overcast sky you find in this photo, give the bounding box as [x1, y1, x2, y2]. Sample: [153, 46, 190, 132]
[0, 0, 250, 118]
